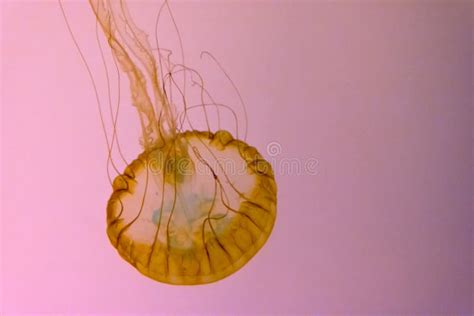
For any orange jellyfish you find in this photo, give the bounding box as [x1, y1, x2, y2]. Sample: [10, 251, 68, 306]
[63, 0, 277, 285]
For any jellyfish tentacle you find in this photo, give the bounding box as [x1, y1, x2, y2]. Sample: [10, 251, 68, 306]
[165, 141, 179, 251]
[190, 144, 234, 265]
[215, 178, 262, 230]
[109, 45, 129, 165]
[115, 158, 149, 247]
[59, 1, 125, 185]
[146, 145, 173, 268]
[166, 64, 228, 135]
[201, 51, 248, 141]
[89, 0, 173, 148]
[115, 0, 176, 134]
[154, 1, 169, 92]
[176, 103, 238, 137]
[97, 17, 130, 166]
[95, 7, 130, 180]
[201, 177, 218, 275]
[164, 65, 211, 133]
[168, 1, 187, 102]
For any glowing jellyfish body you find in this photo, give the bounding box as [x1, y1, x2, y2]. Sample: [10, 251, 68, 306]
[89, 0, 277, 285]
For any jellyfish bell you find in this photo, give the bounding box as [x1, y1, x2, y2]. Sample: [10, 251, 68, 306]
[85, 0, 277, 285]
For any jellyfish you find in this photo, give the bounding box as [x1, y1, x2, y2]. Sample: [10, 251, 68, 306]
[63, 0, 277, 285]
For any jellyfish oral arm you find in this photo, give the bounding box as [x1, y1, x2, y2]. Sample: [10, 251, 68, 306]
[89, 0, 176, 148]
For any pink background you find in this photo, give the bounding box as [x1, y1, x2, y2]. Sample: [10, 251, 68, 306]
[1, 1, 472, 314]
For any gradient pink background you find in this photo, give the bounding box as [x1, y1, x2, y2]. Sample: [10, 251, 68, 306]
[1, 1, 472, 314]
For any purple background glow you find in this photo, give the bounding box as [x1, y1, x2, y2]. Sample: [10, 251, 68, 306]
[1, 1, 472, 314]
